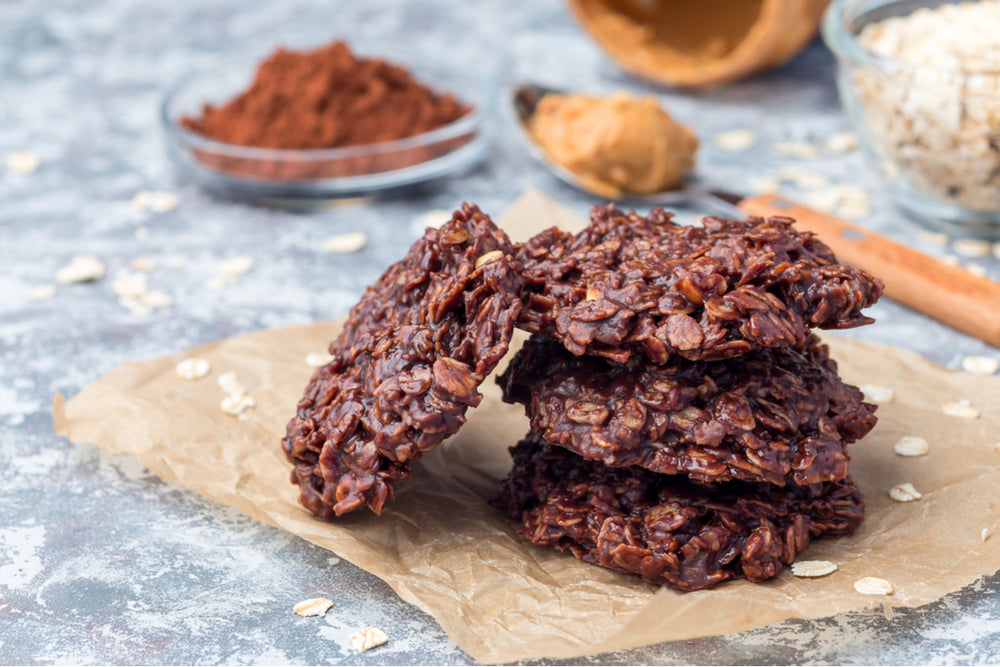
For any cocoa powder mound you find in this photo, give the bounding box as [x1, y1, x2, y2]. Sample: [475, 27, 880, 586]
[181, 40, 470, 149]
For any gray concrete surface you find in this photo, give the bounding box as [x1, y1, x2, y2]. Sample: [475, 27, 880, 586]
[2, 0, 999, 663]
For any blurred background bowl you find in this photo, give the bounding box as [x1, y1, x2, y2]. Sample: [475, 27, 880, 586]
[161, 49, 496, 202]
[823, 0, 1000, 234]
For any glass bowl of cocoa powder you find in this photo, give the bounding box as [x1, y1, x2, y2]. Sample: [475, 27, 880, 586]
[161, 41, 496, 200]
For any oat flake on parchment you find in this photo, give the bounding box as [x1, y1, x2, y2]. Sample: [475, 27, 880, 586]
[961, 356, 999, 375]
[349, 627, 389, 652]
[859, 384, 894, 404]
[942, 401, 980, 419]
[982, 528, 992, 542]
[889, 482, 922, 502]
[893, 435, 929, 457]
[305, 352, 333, 368]
[790, 560, 838, 577]
[293, 597, 333, 617]
[176, 358, 211, 380]
[854, 577, 894, 595]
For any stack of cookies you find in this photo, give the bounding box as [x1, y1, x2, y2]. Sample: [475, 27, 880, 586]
[493, 205, 883, 591]
[282, 203, 883, 592]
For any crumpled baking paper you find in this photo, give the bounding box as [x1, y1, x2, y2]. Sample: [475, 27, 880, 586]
[53, 188, 1000, 663]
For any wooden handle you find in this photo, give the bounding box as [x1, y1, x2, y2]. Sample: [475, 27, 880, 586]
[739, 193, 1000, 349]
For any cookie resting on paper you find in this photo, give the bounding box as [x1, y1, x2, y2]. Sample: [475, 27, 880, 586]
[516, 205, 884, 363]
[498, 334, 876, 486]
[282, 204, 523, 518]
[495, 438, 866, 591]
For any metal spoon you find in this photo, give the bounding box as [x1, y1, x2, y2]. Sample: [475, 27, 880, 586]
[512, 82, 747, 219]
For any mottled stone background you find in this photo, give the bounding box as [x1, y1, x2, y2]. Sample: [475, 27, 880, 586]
[2, 0, 999, 663]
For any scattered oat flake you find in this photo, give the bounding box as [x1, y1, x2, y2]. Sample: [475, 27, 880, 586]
[121, 298, 152, 318]
[790, 560, 838, 577]
[940, 254, 960, 266]
[305, 352, 332, 368]
[854, 577, 893, 595]
[131, 257, 154, 272]
[859, 384, 894, 403]
[714, 129, 756, 152]
[7, 150, 41, 173]
[217, 372, 246, 397]
[221, 393, 255, 417]
[825, 131, 859, 154]
[142, 290, 173, 309]
[176, 358, 211, 380]
[750, 176, 781, 193]
[27, 284, 55, 301]
[349, 627, 389, 653]
[323, 232, 367, 254]
[132, 190, 179, 213]
[112, 272, 148, 298]
[893, 435, 929, 457]
[889, 482, 922, 502]
[942, 401, 980, 419]
[962, 356, 999, 375]
[293, 597, 333, 617]
[966, 263, 988, 278]
[982, 528, 992, 542]
[774, 141, 819, 159]
[221, 256, 253, 275]
[916, 230, 949, 247]
[952, 238, 992, 258]
[55, 254, 106, 284]
[777, 166, 828, 190]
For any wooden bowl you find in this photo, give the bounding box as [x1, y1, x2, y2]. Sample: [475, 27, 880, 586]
[569, 0, 830, 87]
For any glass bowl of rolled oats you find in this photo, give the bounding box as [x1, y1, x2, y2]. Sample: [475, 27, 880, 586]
[823, 0, 1000, 233]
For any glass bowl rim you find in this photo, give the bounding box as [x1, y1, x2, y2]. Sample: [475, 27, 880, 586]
[160, 51, 495, 163]
[822, 0, 1000, 79]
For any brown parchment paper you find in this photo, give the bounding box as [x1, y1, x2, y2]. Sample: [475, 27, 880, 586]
[53, 188, 1000, 663]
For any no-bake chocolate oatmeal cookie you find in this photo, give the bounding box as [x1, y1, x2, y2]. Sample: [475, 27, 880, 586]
[517, 205, 884, 363]
[498, 333, 876, 486]
[496, 438, 866, 591]
[283, 204, 522, 517]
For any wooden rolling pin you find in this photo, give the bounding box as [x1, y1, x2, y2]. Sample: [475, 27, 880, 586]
[739, 193, 1000, 349]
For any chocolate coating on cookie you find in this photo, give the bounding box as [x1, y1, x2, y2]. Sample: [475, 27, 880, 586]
[517, 205, 884, 363]
[283, 204, 522, 518]
[496, 438, 865, 591]
[498, 334, 876, 486]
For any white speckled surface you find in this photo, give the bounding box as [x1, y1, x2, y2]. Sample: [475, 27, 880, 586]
[2, 0, 1000, 663]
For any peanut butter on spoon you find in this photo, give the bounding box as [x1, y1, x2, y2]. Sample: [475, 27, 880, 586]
[526, 92, 698, 198]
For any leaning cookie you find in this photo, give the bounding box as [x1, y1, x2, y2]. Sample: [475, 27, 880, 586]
[282, 204, 523, 518]
[496, 438, 865, 591]
[517, 205, 884, 363]
[498, 334, 876, 486]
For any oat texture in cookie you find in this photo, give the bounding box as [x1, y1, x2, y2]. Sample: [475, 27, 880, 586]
[498, 334, 876, 486]
[516, 205, 883, 364]
[283, 204, 523, 518]
[495, 439, 866, 591]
